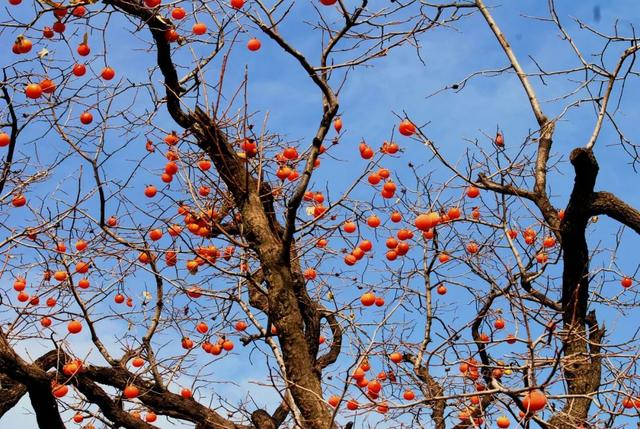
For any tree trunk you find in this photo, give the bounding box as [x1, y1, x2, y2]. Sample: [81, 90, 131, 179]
[549, 148, 605, 428]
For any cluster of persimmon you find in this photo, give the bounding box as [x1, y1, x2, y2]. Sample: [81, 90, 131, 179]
[304, 190, 329, 218]
[155, 0, 260, 50]
[327, 359, 408, 414]
[12, 276, 41, 307]
[459, 356, 510, 381]
[335, 182, 485, 269]
[175, 320, 251, 355]
[359, 137, 400, 159]
[274, 141, 328, 184]
[16, 5, 113, 104]
[193, 335, 236, 356]
[11, 0, 262, 121]
[275, 146, 301, 181]
[9, 234, 109, 331]
[458, 358, 482, 381]
[453, 361, 546, 425]
[366, 167, 398, 201]
[359, 291, 384, 307]
[137, 185, 238, 273]
[50, 359, 84, 400]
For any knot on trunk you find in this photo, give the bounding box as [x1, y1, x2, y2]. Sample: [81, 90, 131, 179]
[569, 147, 599, 183]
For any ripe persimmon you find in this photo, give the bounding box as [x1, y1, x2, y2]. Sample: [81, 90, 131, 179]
[80, 111, 93, 124]
[0, 132, 10, 147]
[53, 21, 66, 33]
[164, 132, 179, 145]
[367, 215, 380, 228]
[72, 5, 86, 16]
[43, 26, 54, 38]
[131, 357, 144, 367]
[496, 415, 510, 428]
[398, 119, 416, 136]
[198, 159, 211, 170]
[343, 221, 356, 233]
[54, 271, 67, 282]
[181, 337, 194, 349]
[438, 253, 450, 263]
[40, 79, 56, 94]
[25, 83, 43, 99]
[13, 278, 26, 291]
[144, 185, 157, 197]
[328, 395, 340, 407]
[346, 399, 358, 410]
[171, 7, 186, 19]
[192, 22, 207, 35]
[101, 67, 115, 80]
[52, 383, 69, 398]
[165, 29, 179, 43]
[196, 322, 208, 334]
[247, 38, 261, 51]
[67, 320, 82, 334]
[149, 229, 162, 241]
[466, 186, 480, 198]
[415, 212, 440, 231]
[75, 261, 89, 273]
[358, 240, 373, 252]
[77, 43, 90, 56]
[123, 385, 139, 399]
[360, 292, 376, 306]
[12, 194, 26, 207]
[466, 242, 479, 254]
[75, 239, 88, 251]
[403, 390, 416, 400]
[72, 63, 87, 76]
[389, 352, 403, 363]
[522, 389, 547, 412]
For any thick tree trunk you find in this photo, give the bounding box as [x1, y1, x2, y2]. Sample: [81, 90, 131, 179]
[258, 264, 332, 429]
[549, 148, 605, 428]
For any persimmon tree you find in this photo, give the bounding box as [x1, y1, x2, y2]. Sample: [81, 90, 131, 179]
[0, 0, 639, 428]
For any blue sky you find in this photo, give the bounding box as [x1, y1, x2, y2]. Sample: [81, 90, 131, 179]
[2, 0, 640, 428]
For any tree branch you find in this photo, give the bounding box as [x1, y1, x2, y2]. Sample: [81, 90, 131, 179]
[74, 375, 159, 429]
[590, 191, 640, 234]
[585, 44, 640, 150]
[0, 334, 65, 429]
[475, 0, 547, 126]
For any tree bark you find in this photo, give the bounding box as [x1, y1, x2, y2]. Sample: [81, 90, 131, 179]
[0, 335, 65, 429]
[549, 148, 605, 428]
